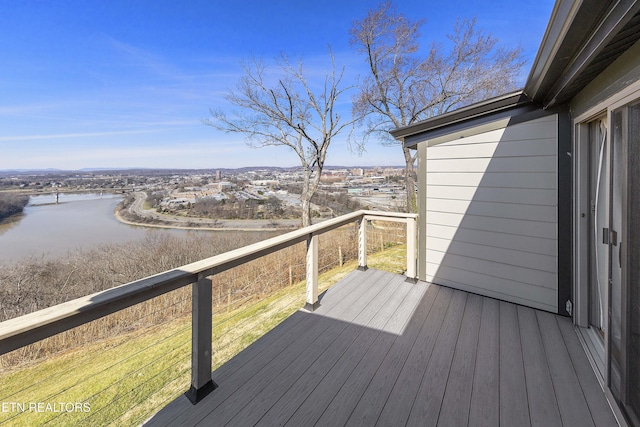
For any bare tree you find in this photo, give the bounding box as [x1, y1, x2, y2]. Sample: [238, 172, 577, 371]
[205, 53, 357, 227]
[350, 2, 525, 212]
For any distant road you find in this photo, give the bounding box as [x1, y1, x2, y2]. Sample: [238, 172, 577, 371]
[117, 192, 301, 231]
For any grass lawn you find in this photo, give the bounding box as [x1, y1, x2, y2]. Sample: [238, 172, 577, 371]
[0, 245, 406, 426]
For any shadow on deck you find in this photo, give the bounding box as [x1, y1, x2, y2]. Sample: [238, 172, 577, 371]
[144, 268, 619, 426]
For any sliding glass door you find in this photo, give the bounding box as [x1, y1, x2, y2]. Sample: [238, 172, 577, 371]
[609, 101, 639, 425]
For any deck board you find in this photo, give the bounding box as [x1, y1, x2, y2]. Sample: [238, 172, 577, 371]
[373, 286, 453, 427]
[405, 290, 468, 427]
[518, 305, 563, 427]
[499, 300, 530, 426]
[255, 274, 411, 426]
[556, 318, 619, 427]
[228, 272, 404, 426]
[468, 297, 500, 427]
[182, 269, 389, 426]
[436, 292, 482, 427]
[344, 285, 451, 427]
[537, 310, 597, 427]
[144, 268, 620, 427]
[306, 283, 434, 427]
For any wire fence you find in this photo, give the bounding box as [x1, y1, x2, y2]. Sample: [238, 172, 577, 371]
[0, 222, 407, 426]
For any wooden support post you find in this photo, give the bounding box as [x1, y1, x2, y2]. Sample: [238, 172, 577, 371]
[185, 274, 217, 404]
[406, 217, 417, 282]
[358, 218, 368, 271]
[338, 246, 343, 267]
[305, 234, 319, 311]
[289, 265, 293, 287]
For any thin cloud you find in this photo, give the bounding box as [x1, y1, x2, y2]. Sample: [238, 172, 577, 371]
[0, 129, 167, 142]
[106, 38, 180, 79]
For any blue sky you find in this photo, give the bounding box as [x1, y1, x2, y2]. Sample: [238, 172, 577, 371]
[0, 0, 555, 170]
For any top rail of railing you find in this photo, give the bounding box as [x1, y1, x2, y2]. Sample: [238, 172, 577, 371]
[0, 210, 417, 356]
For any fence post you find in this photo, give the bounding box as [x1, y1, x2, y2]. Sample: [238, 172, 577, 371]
[358, 217, 368, 271]
[406, 217, 417, 282]
[305, 233, 320, 311]
[289, 265, 293, 287]
[185, 273, 217, 404]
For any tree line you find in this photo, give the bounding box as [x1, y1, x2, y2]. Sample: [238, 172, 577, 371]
[146, 189, 363, 221]
[187, 195, 295, 220]
[0, 193, 29, 221]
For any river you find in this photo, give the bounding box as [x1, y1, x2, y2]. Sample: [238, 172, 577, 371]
[0, 193, 206, 265]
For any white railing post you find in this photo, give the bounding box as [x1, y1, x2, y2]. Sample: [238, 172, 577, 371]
[406, 217, 417, 282]
[186, 273, 217, 404]
[358, 217, 368, 271]
[305, 234, 320, 311]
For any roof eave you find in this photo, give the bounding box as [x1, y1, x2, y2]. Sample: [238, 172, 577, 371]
[391, 90, 531, 142]
[525, 0, 640, 108]
[524, 0, 582, 103]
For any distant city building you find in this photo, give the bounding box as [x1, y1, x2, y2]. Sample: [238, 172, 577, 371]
[218, 181, 233, 191]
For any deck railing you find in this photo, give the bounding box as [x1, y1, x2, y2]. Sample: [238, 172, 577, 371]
[0, 210, 417, 404]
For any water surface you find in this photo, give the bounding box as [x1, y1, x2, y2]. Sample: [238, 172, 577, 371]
[0, 193, 184, 264]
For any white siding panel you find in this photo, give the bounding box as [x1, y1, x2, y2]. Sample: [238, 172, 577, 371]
[427, 224, 557, 256]
[426, 156, 557, 173]
[425, 266, 557, 312]
[434, 116, 558, 147]
[427, 186, 557, 205]
[426, 249, 557, 289]
[426, 236, 557, 273]
[426, 172, 556, 189]
[426, 212, 557, 240]
[426, 199, 557, 222]
[427, 138, 557, 159]
[423, 114, 558, 312]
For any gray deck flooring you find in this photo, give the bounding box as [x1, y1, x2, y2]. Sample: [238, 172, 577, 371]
[144, 268, 619, 426]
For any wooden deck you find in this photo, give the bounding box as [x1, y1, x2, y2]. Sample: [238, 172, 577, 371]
[144, 268, 619, 426]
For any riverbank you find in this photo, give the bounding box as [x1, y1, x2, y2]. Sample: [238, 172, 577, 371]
[114, 192, 301, 231]
[114, 209, 300, 231]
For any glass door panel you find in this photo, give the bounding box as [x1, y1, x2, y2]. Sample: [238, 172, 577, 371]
[610, 101, 640, 424]
[624, 102, 640, 423]
[609, 109, 624, 397]
[589, 118, 608, 336]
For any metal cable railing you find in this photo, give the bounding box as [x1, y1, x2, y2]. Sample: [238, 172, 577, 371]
[0, 210, 417, 425]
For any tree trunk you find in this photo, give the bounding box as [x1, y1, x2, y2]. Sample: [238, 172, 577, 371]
[403, 146, 417, 213]
[301, 167, 313, 227]
[301, 198, 312, 227]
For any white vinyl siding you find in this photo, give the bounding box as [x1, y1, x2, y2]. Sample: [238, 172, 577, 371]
[424, 115, 558, 312]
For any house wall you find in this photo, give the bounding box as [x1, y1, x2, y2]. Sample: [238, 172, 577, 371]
[571, 39, 640, 118]
[419, 113, 559, 312]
